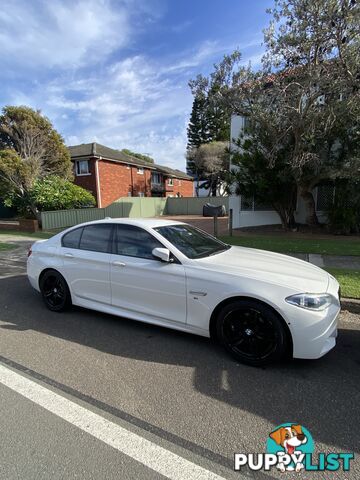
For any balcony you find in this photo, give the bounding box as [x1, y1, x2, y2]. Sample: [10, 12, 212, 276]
[151, 182, 165, 193]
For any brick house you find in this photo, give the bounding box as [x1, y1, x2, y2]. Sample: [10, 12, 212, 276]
[68, 143, 193, 208]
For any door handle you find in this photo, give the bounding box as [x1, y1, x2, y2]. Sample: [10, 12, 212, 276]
[113, 261, 126, 267]
[64, 253, 74, 258]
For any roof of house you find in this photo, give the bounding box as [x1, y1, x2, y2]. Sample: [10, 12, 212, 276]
[68, 142, 192, 180]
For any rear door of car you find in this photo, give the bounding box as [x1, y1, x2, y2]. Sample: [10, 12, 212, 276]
[61, 223, 113, 305]
[110, 224, 187, 324]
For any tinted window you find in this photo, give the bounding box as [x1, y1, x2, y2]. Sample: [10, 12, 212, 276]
[62, 227, 83, 249]
[114, 225, 163, 260]
[154, 224, 230, 259]
[79, 224, 113, 253]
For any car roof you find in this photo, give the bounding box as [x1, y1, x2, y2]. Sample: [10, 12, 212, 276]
[70, 218, 185, 229]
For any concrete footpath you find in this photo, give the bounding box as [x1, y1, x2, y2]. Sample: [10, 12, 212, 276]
[289, 253, 360, 270]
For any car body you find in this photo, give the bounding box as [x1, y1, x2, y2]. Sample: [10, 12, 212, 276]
[27, 218, 340, 365]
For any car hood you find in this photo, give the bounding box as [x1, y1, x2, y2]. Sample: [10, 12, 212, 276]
[194, 246, 330, 293]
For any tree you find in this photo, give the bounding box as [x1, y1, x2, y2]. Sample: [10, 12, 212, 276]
[186, 52, 241, 180]
[0, 106, 73, 218]
[121, 149, 154, 164]
[189, 141, 229, 196]
[198, 0, 360, 225]
[188, 50, 242, 144]
[0, 106, 72, 178]
[260, 0, 360, 224]
[186, 95, 210, 177]
[30, 176, 95, 212]
[2, 175, 95, 216]
[231, 135, 298, 229]
[187, 95, 210, 149]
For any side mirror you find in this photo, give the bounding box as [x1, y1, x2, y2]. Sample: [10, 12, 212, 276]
[152, 247, 171, 263]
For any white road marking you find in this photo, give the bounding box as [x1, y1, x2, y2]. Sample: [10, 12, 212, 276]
[0, 363, 227, 480]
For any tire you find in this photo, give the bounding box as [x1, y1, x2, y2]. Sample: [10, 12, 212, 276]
[39, 270, 72, 312]
[216, 299, 288, 366]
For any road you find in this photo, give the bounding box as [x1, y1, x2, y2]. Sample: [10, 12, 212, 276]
[0, 243, 359, 479]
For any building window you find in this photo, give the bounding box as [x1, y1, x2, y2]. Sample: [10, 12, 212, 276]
[168, 178, 174, 186]
[126, 164, 130, 169]
[178, 180, 182, 186]
[137, 167, 144, 175]
[76, 160, 90, 176]
[127, 191, 132, 197]
[240, 195, 273, 211]
[151, 172, 161, 184]
[243, 116, 250, 130]
[316, 185, 335, 211]
[138, 192, 145, 197]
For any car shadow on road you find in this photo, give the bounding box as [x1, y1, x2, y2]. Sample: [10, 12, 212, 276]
[1, 275, 359, 458]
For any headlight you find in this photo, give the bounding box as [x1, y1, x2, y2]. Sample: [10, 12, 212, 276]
[285, 293, 333, 311]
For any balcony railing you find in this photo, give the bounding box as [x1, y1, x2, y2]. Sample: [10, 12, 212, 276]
[151, 183, 165, 192]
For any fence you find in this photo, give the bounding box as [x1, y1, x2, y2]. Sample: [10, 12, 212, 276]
[41, 197, 228, 230]
[166, 197, 228, 215]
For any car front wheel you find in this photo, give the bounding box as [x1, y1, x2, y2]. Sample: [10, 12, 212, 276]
[216, 299, 288, 366]
[40, 270, 71, 312]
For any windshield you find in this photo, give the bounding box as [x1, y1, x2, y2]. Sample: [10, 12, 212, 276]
[154, 224, 231, 259]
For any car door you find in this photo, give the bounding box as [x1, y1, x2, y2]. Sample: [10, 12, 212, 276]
[61, 223, 113, 305]
[110, 224, 187, 324]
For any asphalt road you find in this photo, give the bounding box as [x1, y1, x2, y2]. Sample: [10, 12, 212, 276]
[0, 246, 359, 479]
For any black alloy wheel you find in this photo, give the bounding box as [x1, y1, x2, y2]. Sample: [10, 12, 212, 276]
[40, 270, 71, 312]
[216, 299, 288, 366]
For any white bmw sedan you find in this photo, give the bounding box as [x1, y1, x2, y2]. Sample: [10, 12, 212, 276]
[27, 219, 340, 366]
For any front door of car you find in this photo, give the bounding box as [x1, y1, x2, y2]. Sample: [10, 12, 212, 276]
[110, 224, 186, 324]
[61, 223, 113, 305]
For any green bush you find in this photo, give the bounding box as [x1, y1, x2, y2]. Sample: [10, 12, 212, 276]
[30, 176, 96, 211]
[327, 181, 360, 235]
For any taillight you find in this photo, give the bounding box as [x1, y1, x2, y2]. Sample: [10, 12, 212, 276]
[27, 248, 32, 258]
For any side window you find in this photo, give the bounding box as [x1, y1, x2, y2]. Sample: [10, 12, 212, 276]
[115, 225, 163, 260]
[62, 227, 83, 249]
[79, 224, 113, 253]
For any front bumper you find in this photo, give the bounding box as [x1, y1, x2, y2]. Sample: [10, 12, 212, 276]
[290, 303, 340, 359]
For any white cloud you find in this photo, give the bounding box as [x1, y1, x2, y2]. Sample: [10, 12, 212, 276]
[18, 52, 191, 170]
[0, 0, 130, 69]
[0, 0, 264, 172]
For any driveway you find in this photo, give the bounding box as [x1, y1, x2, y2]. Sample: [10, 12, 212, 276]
[0, 241, 359, 479]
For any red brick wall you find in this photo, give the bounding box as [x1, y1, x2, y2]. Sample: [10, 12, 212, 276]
[73, 158, 98, 205]
[165, 178, 193, 197]
[177, 178, 194, 197]
[132, 167, 151, 197]
[98, 161, 153, 207]
[73, 158, 193, 207]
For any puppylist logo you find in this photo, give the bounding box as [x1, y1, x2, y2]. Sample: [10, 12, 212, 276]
[234, 423, 354, 473]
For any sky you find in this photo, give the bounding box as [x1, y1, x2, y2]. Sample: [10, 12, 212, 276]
[0, 0, 273, 171]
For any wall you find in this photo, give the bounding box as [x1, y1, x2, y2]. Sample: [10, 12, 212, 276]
[98, 161, 153, 207]
[41, 196, 228, 230]
[166, 197, 228, 215]
[229, 194, 327, 228]
[165, 178, 193, 197]
[74, 158, 192, 208]
[73, 158, 98, 204]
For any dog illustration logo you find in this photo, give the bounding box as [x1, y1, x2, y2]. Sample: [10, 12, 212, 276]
[267, 423, 314, 472]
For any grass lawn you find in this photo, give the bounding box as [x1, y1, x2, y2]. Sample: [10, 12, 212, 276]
[0, 242, 17, 252]
[324, 268, 360, 299]
[221, 235, 360, 256]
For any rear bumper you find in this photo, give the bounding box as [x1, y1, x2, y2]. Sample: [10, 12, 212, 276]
[27, 258, 41, 292]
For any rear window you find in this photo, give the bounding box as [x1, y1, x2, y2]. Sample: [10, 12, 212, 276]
[62, 227, 83, 249]
[79, 224, 113, 253]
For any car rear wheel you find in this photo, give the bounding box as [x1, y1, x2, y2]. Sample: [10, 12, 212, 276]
[216, 299, 288, 366]
[40, 270, 71, 312]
